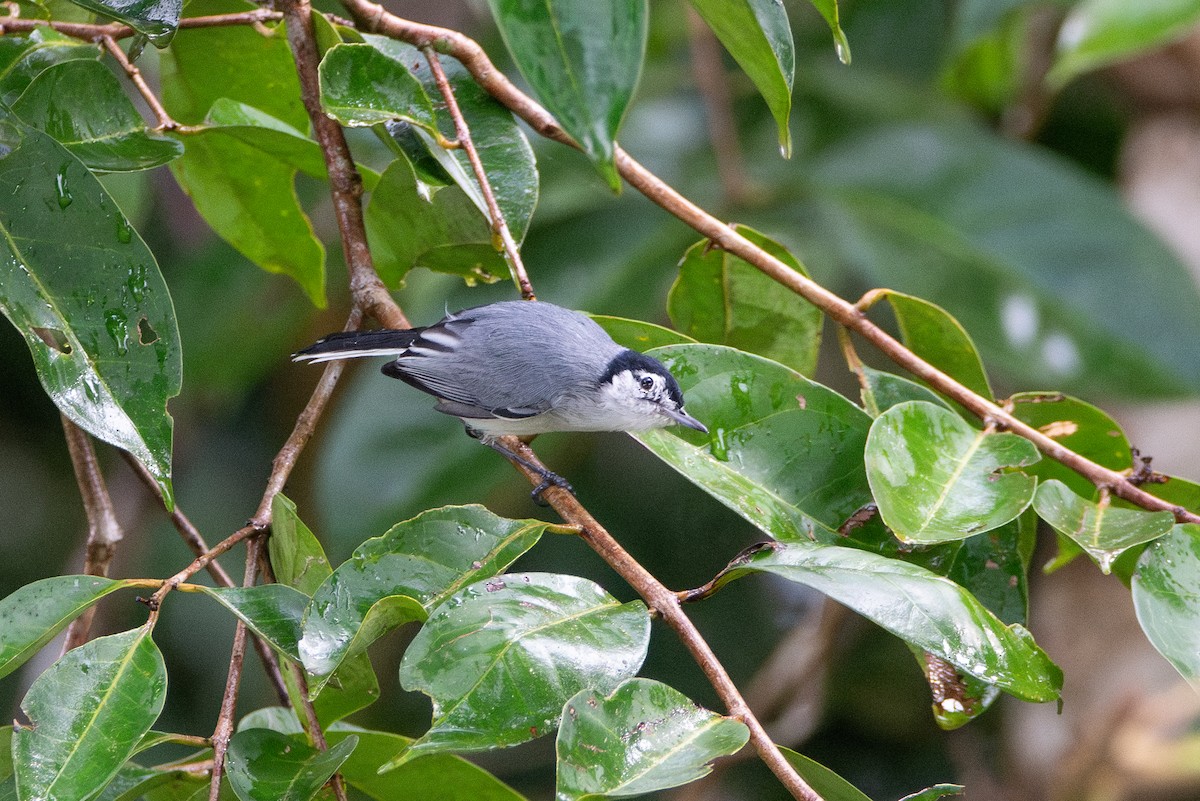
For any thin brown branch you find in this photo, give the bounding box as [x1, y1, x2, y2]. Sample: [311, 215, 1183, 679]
[280, 0, 407, 330]
[0, 9, 282, 41]
[101, 35, 185, 132]
[686, 9, 751, 206]
[341, 4, 1200, 526]
[120, 451, 291, 705]
[496, 437, 822, 801]
[60, 416, 123, 654]
[423, 46, 536, 300]
[208, 537, 262, 801]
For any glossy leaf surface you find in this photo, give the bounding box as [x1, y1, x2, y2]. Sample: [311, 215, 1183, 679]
[14, 626, 167, 801]
[0, 30, 101, 105]
[1051, 0, 1200, 86]
[806, 0, 851, 62]
[715, 543, 1062, 701]
[1132, 524, 1200, 685]
[326, 728, 526, 801]
[809, 122, 1200, 397]
[366, 36, 538, 241]
[1009, 392, 1131, 497]
[866, 401, 1040, 543]
[779, 748, 870, 801]
[0, 112, 181, 505]
[269, 495, 381, 725]
[1033, 479, 1175, 573]
[669, 225, 821, 375]
[300, 505, 548, 683]
[169, 100, 328, 306]
[486, 0, 647, 189]
[225, 728, 356, 801]
[636, 344, 880, 544]
[12, 60, 182, 172]
[394, 573, 650, 766]
[66, 0, 180, 45]
[0, 575, 131, 679]
[200, 585, 308, 662]
[859, 366, 950, 418]
[317, 42, 436, 129]
[688, 0, 796, 153]
[881, 291, 992, 400]
[592, 315, 696, 352]
[365, 157, 507, 286]
[556, 678, 748, 800]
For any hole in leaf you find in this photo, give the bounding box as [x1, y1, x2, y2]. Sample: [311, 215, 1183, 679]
[137, 317, 158, 345]
[31, 326, 72, 354]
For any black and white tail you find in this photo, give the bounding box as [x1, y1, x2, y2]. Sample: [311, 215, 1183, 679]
[292, 329, 422, 364]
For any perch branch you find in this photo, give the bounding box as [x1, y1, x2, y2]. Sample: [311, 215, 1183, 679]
[423, 46, 536, 300]
[60, 416, 123, 654]
[0, 9, 284, 41]
[100, 35, 185, 131]
[339, 4, 1200, 526]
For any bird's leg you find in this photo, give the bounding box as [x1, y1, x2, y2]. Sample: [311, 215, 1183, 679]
[467, 428, 575, 505]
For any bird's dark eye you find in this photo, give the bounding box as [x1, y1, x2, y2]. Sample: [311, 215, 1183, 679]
[639, 376, 654, 391]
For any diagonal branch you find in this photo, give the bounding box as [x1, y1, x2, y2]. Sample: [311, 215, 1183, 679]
[337, 2, 1199, 527]
[423, 46, 536, 300]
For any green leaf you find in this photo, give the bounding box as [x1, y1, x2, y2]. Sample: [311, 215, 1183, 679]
[715, 542, 1063, 702]
[859, 366, 951, 418]
[199, 585, 309, 662]
[269, 493, 333, 596]
[0, 29, 101, 105]
[170, 102, 327, 306]
[0, 112, 181, 505]
[865, 401, 1040, 544]
[900, 784, 967, 801]
[159, 0, 305, 130]
[1008, 392, 1131, 498]
[225, 729, 357, 801]
[635, 344, 881, 544]
[556, 678, 749, 800]
[880, 290, 992, 400]
[688, 0, 796, 154]
[946, 511, 1035, 626]
[300, 505, 548, 684]
[486, 0, 647, 189]
[326, 728, 526, 801]
[12, 60, 182, 172]
[0, 576, 134, 679]
[805, 0, 851, 63]
[809, 122, 1200, 397]
[1050, 0, 1200, 86]
[364, 156, 508, 286]
[64, 0, 179, 45]
[268, 495, 381, 725]
[779, 747, 870, 801]
[93, 763, 207, 801]
[13, 625, 168, 801]
[363, 36, 539, 242]
[668, 226, 821, 375]
[317, 43, 436, 129]
[393, 573, 650, 767]
[1033, 479, 1176, 573]
[1132, 524, 1200, 685]
[591, 315, 696, 351]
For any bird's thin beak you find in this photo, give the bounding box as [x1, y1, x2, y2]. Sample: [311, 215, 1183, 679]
[664, 407, 708, 434]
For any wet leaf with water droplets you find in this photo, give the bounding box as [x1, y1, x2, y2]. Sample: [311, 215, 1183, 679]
[1132, 523, 1200, 686]
[556, 678, 748, 800]
[300, 505, 549, 694]
[0, 110, 180, 507]
[389, 573, 650, 769]
[712, 542, 1063, 702]
[226, 728, 357, 801]
[635, 344, 888, 548]
[865, 401, 1040, 544]
[65, 0, 181, 45]
[0, 575, 134, 679]
[13, 625, 167, 801]
[1034, 479, 1175, 574]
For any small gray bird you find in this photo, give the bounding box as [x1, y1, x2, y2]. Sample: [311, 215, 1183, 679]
[294, 300, 707, 500]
